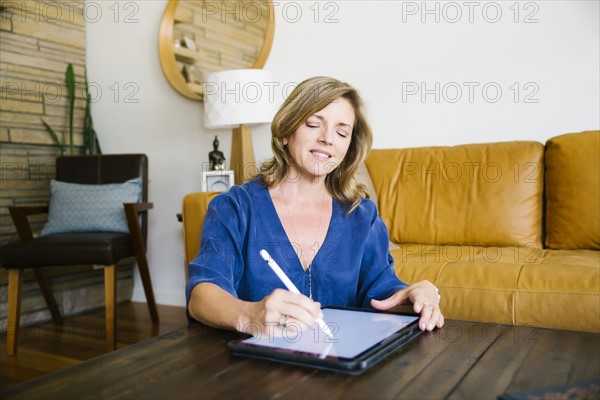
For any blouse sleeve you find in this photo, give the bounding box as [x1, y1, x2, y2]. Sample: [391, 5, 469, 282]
[356, 211, 408, 308]
[185, 191, 248, 314]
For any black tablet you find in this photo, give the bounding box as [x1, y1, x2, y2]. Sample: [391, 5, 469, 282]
[228, 306, 423, 375]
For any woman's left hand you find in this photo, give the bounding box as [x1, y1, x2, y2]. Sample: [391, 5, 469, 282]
[371, 280, 444, 331]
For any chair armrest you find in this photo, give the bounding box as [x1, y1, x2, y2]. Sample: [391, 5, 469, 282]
[123, 202, 153, 213]
[8, 205, 49, 240]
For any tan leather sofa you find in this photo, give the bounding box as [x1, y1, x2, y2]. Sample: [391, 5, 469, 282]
[364, 130, 599, 332]
[182, 131, 599, 332]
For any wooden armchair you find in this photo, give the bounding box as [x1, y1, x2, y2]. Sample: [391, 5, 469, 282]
[0, 154, 159, 355]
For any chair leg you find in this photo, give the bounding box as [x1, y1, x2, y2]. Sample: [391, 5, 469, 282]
[7, 269, 23, 356]
[32, 268, 63, 325]
[104, 265, 117, 351]
[124, 203, 160, 325]
[136, 254, 159, 324]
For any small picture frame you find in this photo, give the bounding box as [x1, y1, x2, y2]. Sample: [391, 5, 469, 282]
[202, 170, 234, 192]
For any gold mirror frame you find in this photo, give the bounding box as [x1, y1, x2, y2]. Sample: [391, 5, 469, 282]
[159, 0, 275, 101]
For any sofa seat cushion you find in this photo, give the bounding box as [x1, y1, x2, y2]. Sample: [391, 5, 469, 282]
[391, 245, 599, 332]
[437, 261, 522, 326]
[516, 250, 599, 331]
[391, 243, 542, 284]
[392, 245, 533, 325]
[390, 244, 453, 284]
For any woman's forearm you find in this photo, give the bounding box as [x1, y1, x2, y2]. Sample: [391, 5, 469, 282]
[188, 282, 252, 331]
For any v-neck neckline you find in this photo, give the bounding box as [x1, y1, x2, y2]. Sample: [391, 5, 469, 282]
[257, 181, 338, 274]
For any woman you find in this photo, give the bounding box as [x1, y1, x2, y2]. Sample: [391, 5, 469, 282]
[186, 77, 444, 336]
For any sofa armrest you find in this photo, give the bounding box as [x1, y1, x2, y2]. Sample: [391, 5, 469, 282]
[181, 192, 220, 278]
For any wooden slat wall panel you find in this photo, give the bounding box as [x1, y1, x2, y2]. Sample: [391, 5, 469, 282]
[0, 1, 133, 331]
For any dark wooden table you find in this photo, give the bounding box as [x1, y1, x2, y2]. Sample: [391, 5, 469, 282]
[2, 321, 598, 399]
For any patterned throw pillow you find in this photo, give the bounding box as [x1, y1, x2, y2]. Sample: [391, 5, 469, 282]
[41, 178, 142, 235]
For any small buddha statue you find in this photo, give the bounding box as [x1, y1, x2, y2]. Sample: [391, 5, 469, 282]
[209, 136, 226, 171]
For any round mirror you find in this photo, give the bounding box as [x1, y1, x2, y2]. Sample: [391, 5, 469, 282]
[159, 0, 275, 101]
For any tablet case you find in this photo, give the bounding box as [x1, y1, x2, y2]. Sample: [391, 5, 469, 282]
[228, 307, 423, 375]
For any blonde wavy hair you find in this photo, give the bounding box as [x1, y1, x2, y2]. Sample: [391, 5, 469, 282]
[257, 76, 373, 213]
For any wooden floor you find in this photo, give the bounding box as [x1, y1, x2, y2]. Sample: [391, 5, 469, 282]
[0, 301, 187, 390]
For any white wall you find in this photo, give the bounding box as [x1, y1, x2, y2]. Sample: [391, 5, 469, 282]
[86, 1, 599, 306]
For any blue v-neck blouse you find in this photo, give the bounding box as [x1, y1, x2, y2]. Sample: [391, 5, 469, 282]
[186, 178, 407, 318]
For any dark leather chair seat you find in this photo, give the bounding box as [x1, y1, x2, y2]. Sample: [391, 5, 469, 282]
[1, 233, 134, 268]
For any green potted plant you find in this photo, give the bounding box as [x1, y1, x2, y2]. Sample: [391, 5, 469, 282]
[41, 63, 101, 155]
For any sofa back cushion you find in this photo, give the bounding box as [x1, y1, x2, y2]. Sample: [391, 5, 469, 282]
[365, 141, 544, 247]
[545, 131, 600, 250]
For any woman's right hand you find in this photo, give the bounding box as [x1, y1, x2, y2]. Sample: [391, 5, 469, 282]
[238, 289, 323, 337]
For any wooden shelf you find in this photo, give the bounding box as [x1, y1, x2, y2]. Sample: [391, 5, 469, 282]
[174, 46, 202, 64]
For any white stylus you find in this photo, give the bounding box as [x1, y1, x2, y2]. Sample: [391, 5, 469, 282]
[260, 249, 334, 339]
